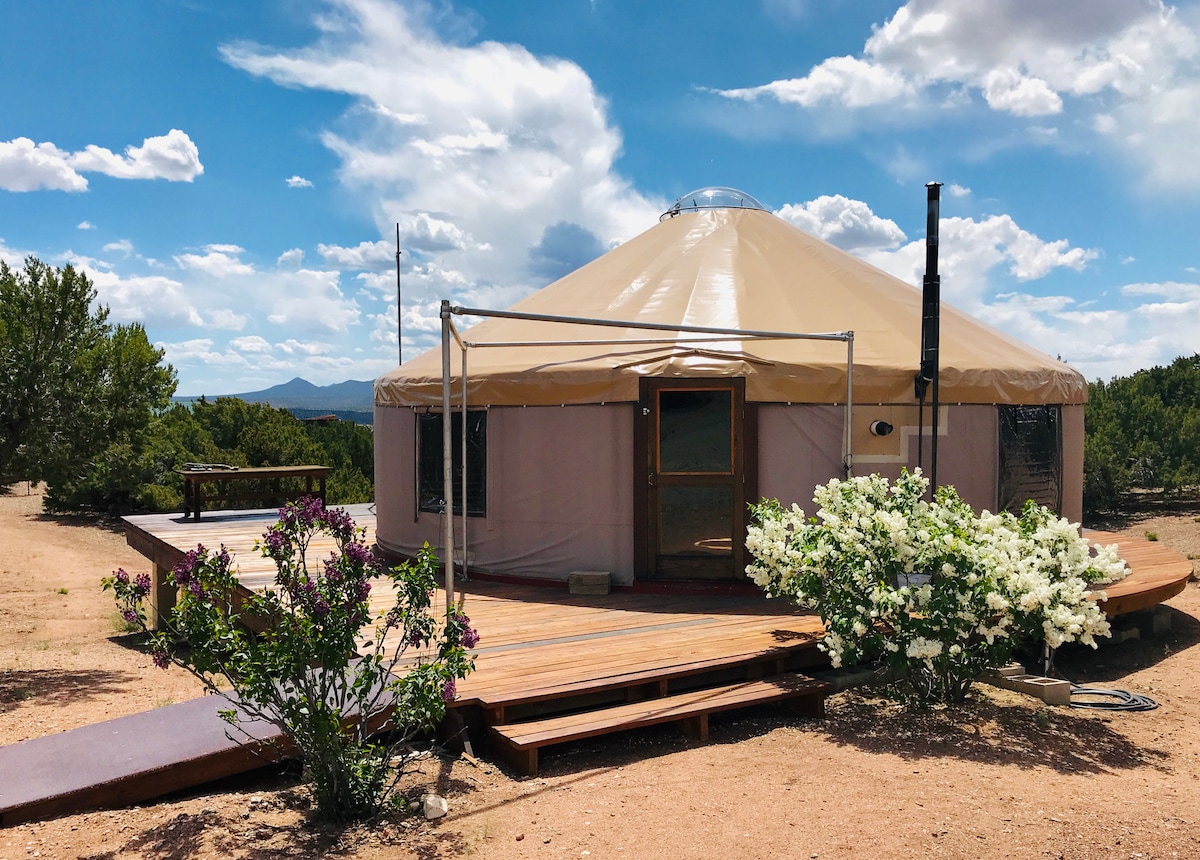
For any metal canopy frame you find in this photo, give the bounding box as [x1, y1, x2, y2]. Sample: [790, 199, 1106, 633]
[436, 300, 855, 614]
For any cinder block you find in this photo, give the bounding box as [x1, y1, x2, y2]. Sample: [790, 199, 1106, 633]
[568, 571, 611, 596]
[979, 670, 1072, 706]
[1152, 606, 1173, 635]
[1111, 625, 1141, 643]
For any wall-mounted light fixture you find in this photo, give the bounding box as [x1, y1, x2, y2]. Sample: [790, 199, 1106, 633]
[870, 420, 894, 437]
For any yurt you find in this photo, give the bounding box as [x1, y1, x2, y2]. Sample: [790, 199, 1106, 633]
[374, 188, 1086, 587]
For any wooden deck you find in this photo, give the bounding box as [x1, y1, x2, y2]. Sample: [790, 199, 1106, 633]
[118, 507, 1193, 777]
[123, 505, 831, 776]
[1085, 529, 1194, 616]
[123, 509, 1195, 623]
[122, 505, 828, 711]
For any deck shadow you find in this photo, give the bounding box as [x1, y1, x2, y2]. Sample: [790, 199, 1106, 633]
[0, 668, 140, 711]
[811, 690, 1169, 776]
[1050, 604, 1200, 683]
[520, 700, 810, 778]
[524, 687, 1169, 781]
[453, 577, 804, 619]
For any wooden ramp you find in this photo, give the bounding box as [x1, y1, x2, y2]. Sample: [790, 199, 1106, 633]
[0, 695, 287, 827]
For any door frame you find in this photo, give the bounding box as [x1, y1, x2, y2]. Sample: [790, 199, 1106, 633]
[633, 377, 757, 582]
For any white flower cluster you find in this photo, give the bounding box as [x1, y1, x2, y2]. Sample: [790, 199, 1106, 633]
[746, 471, 1128, 700]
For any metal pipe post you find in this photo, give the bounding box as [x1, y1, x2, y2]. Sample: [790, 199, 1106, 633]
[844, 332, 854, 477]
[440, 300, 455, 615]
[460, 341, 469, 582]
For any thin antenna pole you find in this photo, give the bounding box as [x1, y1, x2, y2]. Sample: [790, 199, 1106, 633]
[396, 223, 403, 366]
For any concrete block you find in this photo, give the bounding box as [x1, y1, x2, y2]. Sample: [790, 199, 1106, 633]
[980, 671, 1072, 706]
[568, 571, 611, 596]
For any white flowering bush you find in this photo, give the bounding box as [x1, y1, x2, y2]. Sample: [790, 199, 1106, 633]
[746, 470, 1127, 705]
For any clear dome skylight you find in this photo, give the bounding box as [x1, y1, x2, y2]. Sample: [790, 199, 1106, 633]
[661, 186, 765, 220]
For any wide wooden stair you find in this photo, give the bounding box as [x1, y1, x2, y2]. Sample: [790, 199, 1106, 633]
[466, 650, 830, 777]
[485, 672, 828, 776]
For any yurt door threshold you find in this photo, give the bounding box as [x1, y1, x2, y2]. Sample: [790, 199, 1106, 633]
[635, 377, 754, 582]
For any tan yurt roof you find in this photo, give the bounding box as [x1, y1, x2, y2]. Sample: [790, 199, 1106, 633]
[376, 204, 1086, 407]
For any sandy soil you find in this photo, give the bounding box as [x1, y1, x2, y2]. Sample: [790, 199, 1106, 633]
[1, 484, 1199, 859]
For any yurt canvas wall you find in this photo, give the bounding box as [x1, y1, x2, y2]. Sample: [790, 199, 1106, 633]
[374, 401, 1083, 585]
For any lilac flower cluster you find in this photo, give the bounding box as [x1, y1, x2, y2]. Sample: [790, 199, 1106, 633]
[458, 614, 480, 649]
[278, 495, 327, 530]
[262, 528, 293, 565]
[341, 540, 380, 573]
[172, 544, 232, 602]
[107, 568, 154, 626]
[320, 505, 355, 544]
[445, 609, 480, 650]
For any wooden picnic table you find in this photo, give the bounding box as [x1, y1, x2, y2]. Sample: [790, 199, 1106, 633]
[177, 465, 329, 520]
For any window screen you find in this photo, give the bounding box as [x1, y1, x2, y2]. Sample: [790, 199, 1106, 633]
[997, 405, 1062, 515]
[418, 410, 487, 516]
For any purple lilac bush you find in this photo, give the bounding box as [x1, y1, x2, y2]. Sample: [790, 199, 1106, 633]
[105, 496, 477, 823]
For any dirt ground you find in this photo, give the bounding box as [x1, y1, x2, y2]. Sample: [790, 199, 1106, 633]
[2, 484, 1199, 860]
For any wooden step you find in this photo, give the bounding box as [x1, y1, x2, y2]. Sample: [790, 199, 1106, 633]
[488, 673, 829, 776]
[474, 651, 802, 723]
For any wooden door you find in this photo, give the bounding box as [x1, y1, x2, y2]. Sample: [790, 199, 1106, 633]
[635, 378, 753, 581]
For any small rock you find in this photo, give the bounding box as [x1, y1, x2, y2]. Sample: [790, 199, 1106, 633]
[423, 794, 449, 820]
[516, 833, 525, 841]
[201, 806, 217, 815]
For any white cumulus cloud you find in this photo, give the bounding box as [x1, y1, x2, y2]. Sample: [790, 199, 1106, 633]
[103, 239, 134, 255]
[718, 55, 917, 109]
[775, 195, 906, 252]
[286, 175, 314, 188]
[864, 213, 1099, 305]
[83, 267, 205, 328]
[711, 1, 1200, 191]
[175, 245, 255, 277]
[318, 239, 394, 270]
[0, 130, 203, 191]
[230, 335, 273, 353]
[221, 0, 663, 305]
[278, 248, 305, 267]
[0, 138, 88, 192]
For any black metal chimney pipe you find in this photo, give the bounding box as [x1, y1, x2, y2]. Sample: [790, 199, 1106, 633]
[915, 182, 942, 492]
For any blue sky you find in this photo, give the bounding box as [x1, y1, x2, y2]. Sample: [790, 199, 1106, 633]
[3, 0, 1199, 396]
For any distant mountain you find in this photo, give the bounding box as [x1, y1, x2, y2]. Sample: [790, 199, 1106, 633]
[175, 377, 375, 412]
